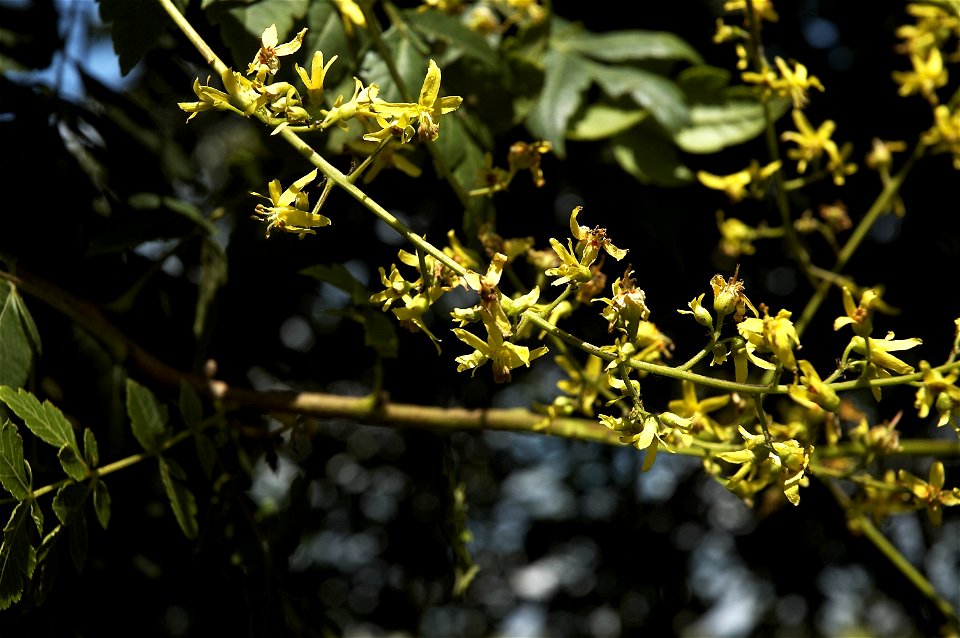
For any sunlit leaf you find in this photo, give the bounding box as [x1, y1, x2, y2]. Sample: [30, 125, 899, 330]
[567, 103, 649, 141]
[564, 29, 702, 64]
[586, 61, 690, 133]
[525, 49, 592, 156]
[673, 95, 790, 153]
[0, 387, 79, 455]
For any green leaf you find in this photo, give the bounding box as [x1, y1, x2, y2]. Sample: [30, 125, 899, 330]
[564, 29, 703, 64]
[125, 378, 169, 453]
[0, 283, 33, 390]
[194, 434, 218, 479]
[56, 445, 86, 482]
[611, 127, 694, 187]
[11, 292, 40, 357]
[404, 8, 497, 67]
[0, 502, 37, 610]
[434, 110, 490, 194]
[0, 421, 30, 501]
[0, 387, 79, 454]
[178, 380, 203, 430]
[525, 49, 592, 157]
[566, 103, 649, 141]
[159, 458, 199, 540]
[677, 65, 733, 102]
[209, 0, 309, 71]
[363, 309, 399, 359]
[301, 264, 368, 305]
[301, 1, 351, 86]
[83, 428, 98, 469]
[673, 95, 790, 153]
[52, 482, 90, 572]
[98, 0, 175, 75]
[586, 61, 690, 133]
[360, 26, 427, 103]
[93, 480, 111, 530]
[52, 482, 90, 526]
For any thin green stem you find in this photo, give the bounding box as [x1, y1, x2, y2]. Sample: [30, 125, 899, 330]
[20, 429, 195, 504]
[795, 140, 926, 337]
[824, 479, 959, 626]
[157, 0, 227, 76]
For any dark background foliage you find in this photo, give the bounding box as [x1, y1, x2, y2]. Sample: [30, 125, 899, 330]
[0, 0, 957, 636]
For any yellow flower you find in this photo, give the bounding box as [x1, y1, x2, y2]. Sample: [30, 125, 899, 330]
[295, 51, 338, 106]
[677, 293, 714, 331]
[742, 57, 824, 108]
[596, 268, 651, 344]
[849, 334, 922, 375]
[371, 264, 416, 311]
[710, 269, 758, 324]
[569, 206, 627, 263]
[461, 252, 514, 338]
[555, 355, 604, 417]
[507, 140, 552, 187]
[788, 360, 840, 413]
[778, 110, 858, 185]
[896, 4, 960, 56]
[247, 24, 307, 78]
[723, 0, 778, 23]
[696, 160, 781, 202]
[775, 57, 824, 108]
[781, 109, 836, 174]
[834, 286, 879, 337]
[546, 207, 627, 287]
[178, 77, 242, 121]
[921, 104, 960, 169]
[667, 380, 731, 439]
[374, 59, 464, 142]
[893, 47, 948, 104]
[914, 360, 960, 431]
[898, 461, 960, 527]
[737, 308, 801, 372]
[250, 169, 331, 238]
[321, 78, 382, 130]
[719, 426, 812, 506]
[332, 0, 367, 36]
[453, 312, 548, 383]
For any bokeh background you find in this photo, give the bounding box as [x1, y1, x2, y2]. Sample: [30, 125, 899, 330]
[1, 0, 958, 636]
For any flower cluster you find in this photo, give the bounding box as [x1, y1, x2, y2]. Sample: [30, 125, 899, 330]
[179, 24, 462, 139]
